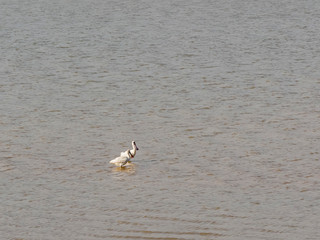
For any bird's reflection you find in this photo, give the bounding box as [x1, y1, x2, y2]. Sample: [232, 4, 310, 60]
[111, 162, 136, 174]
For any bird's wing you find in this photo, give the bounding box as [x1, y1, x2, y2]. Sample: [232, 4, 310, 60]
[110, 156, 127, 164]
[120, 151, 127, 157]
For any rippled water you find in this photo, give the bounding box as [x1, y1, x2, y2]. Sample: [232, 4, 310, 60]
[1, 0, 320, 239]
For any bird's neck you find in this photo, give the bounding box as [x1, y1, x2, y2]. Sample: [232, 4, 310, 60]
[130, 147, 137, 157]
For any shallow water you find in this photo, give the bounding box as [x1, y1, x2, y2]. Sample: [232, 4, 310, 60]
[1, 0, 320, 239]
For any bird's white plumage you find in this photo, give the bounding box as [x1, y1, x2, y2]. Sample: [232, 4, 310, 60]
[110, 149, 131, 167]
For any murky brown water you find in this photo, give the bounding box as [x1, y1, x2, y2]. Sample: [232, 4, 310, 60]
[1, 0, 320, 239]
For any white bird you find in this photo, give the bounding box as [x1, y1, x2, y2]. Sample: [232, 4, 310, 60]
[120, 141, 139, 159]
[109, 149, 132, 167]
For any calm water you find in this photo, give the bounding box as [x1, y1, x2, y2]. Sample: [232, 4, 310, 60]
[1, 0, 320, 239]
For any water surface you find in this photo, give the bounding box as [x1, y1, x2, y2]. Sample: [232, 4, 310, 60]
[1, 0, 319, 239]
